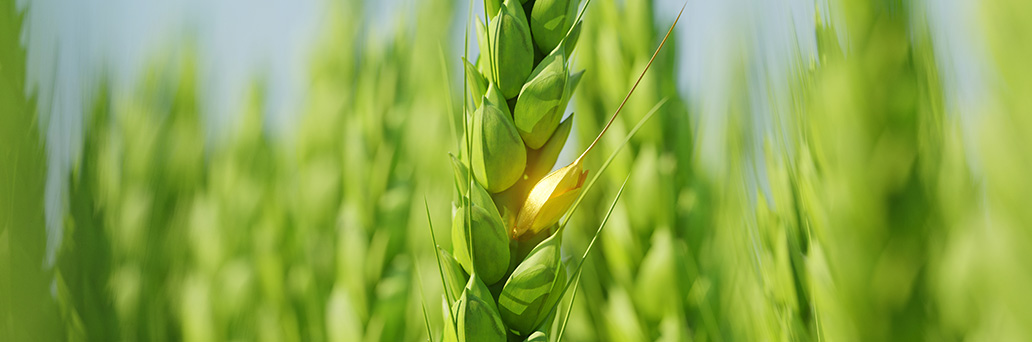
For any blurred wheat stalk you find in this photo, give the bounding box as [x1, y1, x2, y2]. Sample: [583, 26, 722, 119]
[33, 0, 456, 340]
[2, 0, 56, 340]
[568, 0, 1032, 341]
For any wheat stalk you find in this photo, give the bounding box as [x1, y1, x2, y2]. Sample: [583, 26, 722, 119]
[438, 0, 685, 340]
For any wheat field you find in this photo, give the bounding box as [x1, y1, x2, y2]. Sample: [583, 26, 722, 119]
[3, 0, 1032, 341]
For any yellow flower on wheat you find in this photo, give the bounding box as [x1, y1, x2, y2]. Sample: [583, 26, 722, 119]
[512, 162, 586, 239]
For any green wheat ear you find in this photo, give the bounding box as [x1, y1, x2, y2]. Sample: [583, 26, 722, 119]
[445, 0, 685, 339]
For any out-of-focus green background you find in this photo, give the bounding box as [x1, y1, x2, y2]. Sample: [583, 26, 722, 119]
[3, 0, 1032, 341]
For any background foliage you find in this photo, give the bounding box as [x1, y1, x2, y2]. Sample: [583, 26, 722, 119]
[3, 0, 1032, 341]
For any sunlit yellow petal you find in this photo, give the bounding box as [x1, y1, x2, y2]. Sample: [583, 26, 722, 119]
[512, 162, 586, 239]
